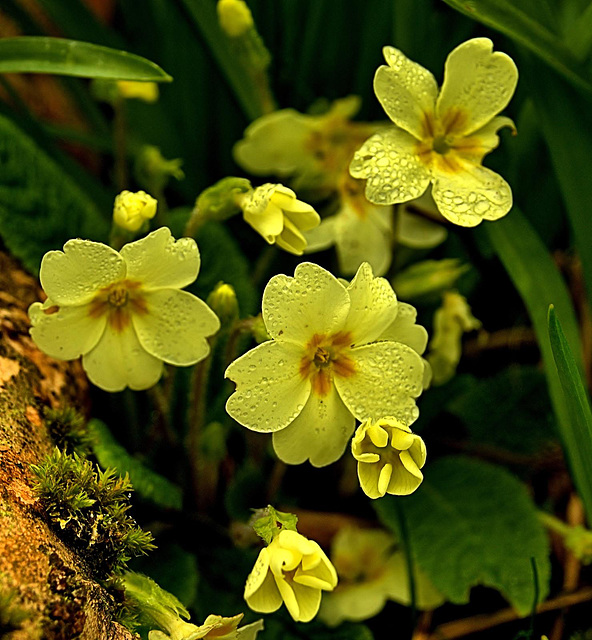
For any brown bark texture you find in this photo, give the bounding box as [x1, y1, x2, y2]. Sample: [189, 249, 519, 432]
[0, 252, 134, 640]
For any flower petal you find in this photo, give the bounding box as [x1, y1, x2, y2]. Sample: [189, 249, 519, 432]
[387, 452, 423, 495]
[333, 203, 393, 276]
[396, 207, 447, 249]
[132, 289, 219, 366]
[335, 342, 424, 424]
[225, 341, 311, 432]
[275, 216, 308, 255]
[374, 46, 438, 139]
[262, 262, 350, 342]
[82, 325, 163, 392]
[29, 299, 106, 360]
[245, 549, 283, 614]
[233, 109, 315, 176]
[40, 239, 125, 306]
[458, 115, 516, 164]
[343, 263, 398, 344]
[287, 580, 323, 623]
[436, 38, 518, 136]
[272, 385, 355, 467]
[320, 582, 389, 626]
[379, 302, 428, 355]
[431, 164, 512, 227]
[284, 204, 321, 232]
[304, 217, 338, 252]
[357, 461, 383, 499]
[121, 227, 200, 290]
[244, 201, 285, 241]
[350, 129, 431, 206]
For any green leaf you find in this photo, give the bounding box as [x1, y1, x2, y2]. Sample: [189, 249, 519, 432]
[374, 456, 550, 614]
[483, 208, 584, 491]
[525, 60, 592, 310]
[263, 617, 374, 640]
[89, 420, 182, 511]
[0, 37, 172, 82]
[548, 306, 592, 525]
[0, 113, 109, 273]
[441, 0, 592, 97]
[448, 366, 557, 455]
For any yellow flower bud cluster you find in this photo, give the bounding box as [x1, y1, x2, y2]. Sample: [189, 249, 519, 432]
[113, 190, 158, 232]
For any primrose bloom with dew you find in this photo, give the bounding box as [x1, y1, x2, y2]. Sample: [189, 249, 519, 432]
[237, 183, 320, 255]
[351, 417, 426, 499]
[225, 261, 428, 467]
[350, 38, 518, 227]
[28, 227, 220, 392]
[113, 189, 158, 232]
[244, 529, 338, 622]
[319, 527, 443, 626]
[148, 613, 264, 640]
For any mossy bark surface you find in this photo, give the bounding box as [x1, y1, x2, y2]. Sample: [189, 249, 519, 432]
[0, 253, 133, 640]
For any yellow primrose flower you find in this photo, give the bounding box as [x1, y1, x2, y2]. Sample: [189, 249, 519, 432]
[305, 173, 394, 276]
[350, 38, 518, 227]
[320, 527, 443, 626]
[217, 0, 254, 37]
[28, 228, 220, 392]
[225, 261, 427, 467]
[237, 183, 320, 255]
[113, 190, 158, 232]
[117, 80, 159, 103]
[148, 613, 264, 640]
[427, 290, 481, 385]
[351, 417, 426, 498]
[244, 529, 338, 622]
[234, 96, 377, 192]
[396, 191, 448, 249]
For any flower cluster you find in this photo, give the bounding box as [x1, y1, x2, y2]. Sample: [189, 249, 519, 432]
[29, 228, 220, 392]
[225, 261, 428, 467]
[350, 38, 518, 226]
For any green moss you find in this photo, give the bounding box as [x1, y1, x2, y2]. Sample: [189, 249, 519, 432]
[43, 406, 92, 456]
[31, 449, 155, 580]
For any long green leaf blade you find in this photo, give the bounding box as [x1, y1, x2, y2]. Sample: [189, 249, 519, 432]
[441, 0, 592, 97]
[548, 306, 592, 524]
[0, 37, 172, 82]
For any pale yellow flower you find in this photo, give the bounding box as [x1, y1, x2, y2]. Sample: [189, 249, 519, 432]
[320, 527, 443, 626]
[225, 262, 427, 467]
[117, 80, 159, 103]
[29, 228, 220, 392]
[233, 96, 376, 192]
[396, 191, 448, 249]
[244, 529, 338, 622]
[351, 417, 426, 498]
[113, 190, 158, 232]
[148, 613, 264, 640]
[350, 38, 518, 227]
[305, 173, 394, 276]
[217, 0, 254, 37]
[238, 183, 320, 255]
[427, 291, 481, 385]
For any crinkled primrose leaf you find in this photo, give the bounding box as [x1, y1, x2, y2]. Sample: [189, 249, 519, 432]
[251, 505, 299, 544]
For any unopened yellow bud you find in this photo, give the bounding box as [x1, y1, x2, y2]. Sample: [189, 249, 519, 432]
[113, 190, 157, 232]
[217, 0, 254, 37]
[207, 283, 239, 327]
[117, 81, 159, 103]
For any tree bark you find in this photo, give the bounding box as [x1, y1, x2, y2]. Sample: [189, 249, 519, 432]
[0, 252, 134, 640]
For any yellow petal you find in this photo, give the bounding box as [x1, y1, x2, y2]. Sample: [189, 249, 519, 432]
[133, 289, 220, 366]
[121, 227, 200, 291]
[379, 302, 428, 355]
[350, 129, 431, 206]
[387, 451, 423, 495]
[431, 164, 512, 227]
[276, 216, 308, 255]
[459, 115, 516, 165]
[225, 341, 311, 433]
[396, 206, 447, 249]
[40, 239, 125, 306]
[377, 463, 393, 496]
[357, 461, 383, 499]
[436, 38, 518, 136]
[29, 299, 106, 361]
[342, 262, 398, 344]
[262, 262, 350, 342]
[408, 435, 427, 469]
[389, 428, 415, 451]
[334, 342, 424, 425]
[275, 576, 301, 620]
[243, 201, 285, 241]
[367, 423, 389, 448]
[278, 530, 317, 557]
[82, 325, 163, 392]
[245, 550, 283, 614]
[374, 46, 438, 139]
[271, 385, 356, 467]
[288, 581, 323, 623]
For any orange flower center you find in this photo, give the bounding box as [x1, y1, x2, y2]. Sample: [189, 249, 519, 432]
[415, 107, 487, 174]
[299, 331, 356, 397]
[88, 279, 148, 332]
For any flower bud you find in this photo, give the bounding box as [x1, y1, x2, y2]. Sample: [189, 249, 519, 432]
[117, 81, 159, 103]
[113, 190, 158, 232]
[207, 283, 239, 328]
[217, 0, 254, 37]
